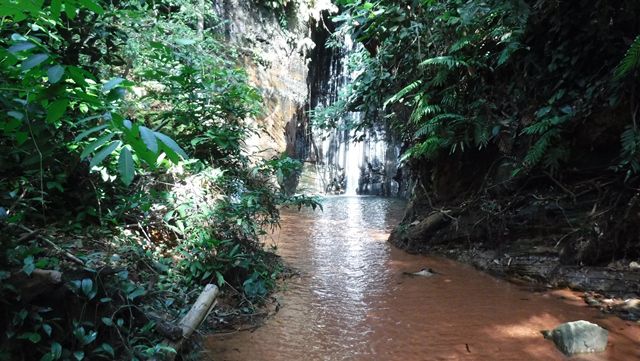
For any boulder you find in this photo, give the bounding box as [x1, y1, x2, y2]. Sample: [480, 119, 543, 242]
[542, 320, 608, 355]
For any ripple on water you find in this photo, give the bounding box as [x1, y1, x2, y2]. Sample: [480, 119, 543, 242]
[206, 196, 640, 361]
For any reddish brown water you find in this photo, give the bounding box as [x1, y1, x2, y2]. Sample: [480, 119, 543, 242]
[205, 196, 640, 361]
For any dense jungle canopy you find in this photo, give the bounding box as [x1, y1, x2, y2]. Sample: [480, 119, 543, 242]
[1, 0, 639, 359]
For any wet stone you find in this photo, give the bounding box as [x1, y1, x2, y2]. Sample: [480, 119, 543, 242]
[542, 320, 608, 355]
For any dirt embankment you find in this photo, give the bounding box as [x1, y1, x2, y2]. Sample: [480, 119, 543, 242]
[389, 164, 640, 321]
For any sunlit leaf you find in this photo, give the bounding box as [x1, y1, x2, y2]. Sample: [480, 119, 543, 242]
[78, 0, 104, 14]
[139, 126, 158, 153]
[47, 65, 64, 83]
[102, 77, 124, 92]
[118, 147, 135, 185]
[75, 124, 109, 142]
[89, 140, 121, 168]
[8, 42, 36, 54]
[155, 131, 188, 161]
[81, 133, 115, 159]
[22, 53, 48, 70]
[46, 99, 68, 123]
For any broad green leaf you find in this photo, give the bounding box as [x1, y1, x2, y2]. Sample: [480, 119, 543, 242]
[15, 131, 29, 145]
[40, 354, 54, 361]
[17, 332, 41, 343]
[7, 111, 23, 120]
[42, 323, 52, 336]
[46, 99, 68, 123]
[22, 53, 48, 70]
[122, 131, 158, 167]
[78, 114, 104, 124]
[84, 331, 97, 345]
[75, 124, 108, 142]
[47, 65, 64, 83]
[64, 1, 77, 19]
[80, 278, 93, 297]
[22, 256, 35, 275]
[89, 140, 121, 168]
[19, 0, 43, 14]
[101, 343, 115, 357]
[139, 126, 158, 153]
[215, 271, 225, 286]
[50, 0, 61, 19]
[73, 351, 84, 360]
[51, 342, 62, 358]
[127, 287, 146, 301]
[155, 132, 188, 161]
[78, 0, 104, 14]
[81, 133, 115, 159]
[102, 77, 124, 92]
[8, 42, 36, 54]
[175, 38, 196, 45]
[67, 66, 89, 88]
[11, 34, 28, 41]
[118, 147, 135, 185]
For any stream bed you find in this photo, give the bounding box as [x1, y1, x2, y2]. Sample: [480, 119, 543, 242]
[206, 196, 639, 360]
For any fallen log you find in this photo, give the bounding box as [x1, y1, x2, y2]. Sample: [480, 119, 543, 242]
[9, 269, 63, 303]
[31, 269, 63, 284]
[151, 284, 219, 361]
[400, 211, 451, 240]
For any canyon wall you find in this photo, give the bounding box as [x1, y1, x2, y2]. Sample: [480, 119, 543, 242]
[214, 1, 404, 196]
[213, 0, 335, 160]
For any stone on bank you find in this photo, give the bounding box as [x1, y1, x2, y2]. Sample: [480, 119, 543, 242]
[542, 320, 608, 356]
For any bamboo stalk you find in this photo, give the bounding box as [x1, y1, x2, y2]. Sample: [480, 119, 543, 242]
[152, 284, 219, 361]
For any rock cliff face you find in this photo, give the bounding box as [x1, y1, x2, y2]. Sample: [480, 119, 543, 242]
[213, 0, 336, 161]
[214, 1, 404, 196]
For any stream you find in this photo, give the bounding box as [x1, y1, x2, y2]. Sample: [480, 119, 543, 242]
[206, 196, 639, 360]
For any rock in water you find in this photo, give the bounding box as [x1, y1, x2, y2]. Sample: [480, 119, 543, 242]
[402, 268, 439, 277]
[541, 320, 608, 355]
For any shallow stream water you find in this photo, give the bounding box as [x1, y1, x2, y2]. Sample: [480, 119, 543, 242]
[206, 196, 639, 360]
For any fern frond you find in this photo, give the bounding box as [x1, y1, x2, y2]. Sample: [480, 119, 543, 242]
[402, 137, 442, 161]
[410, 95, 442, 123]
[420, 56, 469, 69]
[413, 114, 465, 139]
[473, 122, 490, 148]
[383, 80, 422, 109]
[414, 121, 438, 138]
[431, 113, 465, 123]
[440, 92, 456, 107]
[522, 120, 550, 135]
[614, 35, 640, 80]
[620, 124, 640, 158]
[449, 36, 474, 53]
[429, 70, 449, 87]
[524, 131, 555, 167]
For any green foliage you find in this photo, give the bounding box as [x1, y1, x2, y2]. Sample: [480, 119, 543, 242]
[1, 0, 320, 359]
[614, 35, 640, 80]
[617, 125, 640, 179]
[322, 0, 640, 178]
[0, 1, 186, 195]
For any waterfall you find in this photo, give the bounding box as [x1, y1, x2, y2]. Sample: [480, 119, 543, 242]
[296, 19, 401, 197]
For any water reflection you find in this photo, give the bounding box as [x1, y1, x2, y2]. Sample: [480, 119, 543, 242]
[206, 196, 639, 361]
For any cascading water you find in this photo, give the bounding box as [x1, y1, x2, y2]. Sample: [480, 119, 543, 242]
[297, 17, 401, 196]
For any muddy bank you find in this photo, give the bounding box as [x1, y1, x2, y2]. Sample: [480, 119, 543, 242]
[388, 170, 640, 324]
[389, 198, 640, 323]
